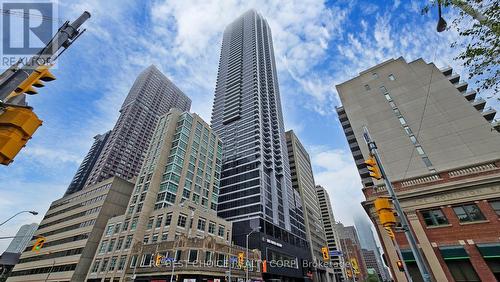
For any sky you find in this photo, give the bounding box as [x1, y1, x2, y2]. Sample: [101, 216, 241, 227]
[0, 0, 497, 253]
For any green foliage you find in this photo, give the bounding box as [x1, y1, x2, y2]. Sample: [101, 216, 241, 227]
[364, 273, 380, 282]
[424, 1, 499, 96]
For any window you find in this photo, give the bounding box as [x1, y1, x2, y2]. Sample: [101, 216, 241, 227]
[117, 256, 126, 271]
[131, 218, 138, 231]
[122, 220, 129, 231]
[175, 250, 182, 261]
[178, 214, 187, 228]
[105, 225, 114, 236]
[388, 74, 396, 81]
[364, 84, 370, 91]
[98, 241, 108, 254]
[372, 73, 378, 79]
[422, 157, 433, 168]
[147, 218, 154, 229]
[218, 225, 225, 237]
[165, 214, 172, 226]
[152, 233, 158, 243]
[100, 258, 109, 272]
[124, 235, 133, 249]
[409, 135, 418, 144]
[108, 239, 116, 252]
[186, 250, 198, 263]
[398, 117, 407, 125]
[116, 237, 124, 251]
[156, 216, 163, 228]
[161, 232, 168, 241]
[208, 222, 216, 234]
[421, 209, 448, 226]
[205, 251, 213, 263]
[130, 255, 138, 268]
[379, 86, 388, 94]
[141, 254, 152, 267]
[416, 146, 425, 155]
[91, 259, 101, 273]
[114, 223, 121, 234]
[109, 256, 117, 271]
[197, 218, 206, 231]
[490, 200, 500, 216]
[446, 260, 480, 282]
[143, 235, 149, 244]
[384, 93, 392, 101]
[453, 204, 486, 222]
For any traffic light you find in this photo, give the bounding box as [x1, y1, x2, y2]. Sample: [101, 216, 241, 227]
[155, 253, 164, 266]
[396, 260, 405, 272]
[238, 252, 244, 268]
[321, 246, 330, 261]
[32, 236, 46, 252]
[0, 106, 42, 165]
[374, 197, 396, 227]
[364, 155, 382, 180]
[6, 65, 56, 100]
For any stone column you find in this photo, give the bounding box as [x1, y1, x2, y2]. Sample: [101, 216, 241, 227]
[406, 211, 448, 281]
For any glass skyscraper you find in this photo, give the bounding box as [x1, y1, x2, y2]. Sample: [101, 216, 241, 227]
[211, 10, 310, 280]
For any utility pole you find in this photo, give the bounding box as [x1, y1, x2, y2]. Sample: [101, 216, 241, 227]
[362, 126, 432, 282]
[0, 11, 90, 165]
[0, 11, 91, 104]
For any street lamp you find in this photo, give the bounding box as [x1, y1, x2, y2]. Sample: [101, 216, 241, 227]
[245, 226, 261, 282]
[437, 1, 448, 32]
[0, 210, 38, 227]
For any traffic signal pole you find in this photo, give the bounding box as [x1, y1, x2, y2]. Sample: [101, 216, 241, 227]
[0, 11, 91, 103]
[362, 126, 432, 282]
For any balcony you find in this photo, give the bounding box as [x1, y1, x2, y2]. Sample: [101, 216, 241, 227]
[464, 90, 476, 101]
[455, 81, 468, 93]
[491, 120, 500, 133]
[472, 98, 486, 111]
[440, 66, 453, 76]
[482, 107, 497, 122]
[448, 73, 460, 84]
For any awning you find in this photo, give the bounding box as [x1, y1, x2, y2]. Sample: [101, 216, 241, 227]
[477, 243, 500, 259]
[400, 250, 415, 262]
[439, 246, 469, 261]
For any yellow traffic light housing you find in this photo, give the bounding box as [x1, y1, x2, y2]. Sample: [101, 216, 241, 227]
[374, 197, 396, 227]
[321, 246, 330, 261]
[32, 236, 46, 252]
[364, 155, 382, 180]
[7, 65, 56, 99]
[0, 106, 42, 165]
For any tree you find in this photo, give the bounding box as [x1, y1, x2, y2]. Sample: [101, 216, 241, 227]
[424, 1, 499, 97]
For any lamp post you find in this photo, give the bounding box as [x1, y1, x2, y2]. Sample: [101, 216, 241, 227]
[0, 210, 38, 227]
[245, 227, 261, 282]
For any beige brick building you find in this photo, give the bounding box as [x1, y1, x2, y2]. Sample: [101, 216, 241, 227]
[7, 177, 134, 282]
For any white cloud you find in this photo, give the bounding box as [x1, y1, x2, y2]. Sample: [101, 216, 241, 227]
[308, 146, 366, 226]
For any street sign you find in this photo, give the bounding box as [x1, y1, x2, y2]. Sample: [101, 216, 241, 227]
[329, 250, 343, 256]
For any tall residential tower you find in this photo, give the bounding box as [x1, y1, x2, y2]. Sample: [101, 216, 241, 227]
[65, 131, 111, 195]
[83, 65, 191, 188]
[286, 130, 332, 282]
[211, 10, 310, 281]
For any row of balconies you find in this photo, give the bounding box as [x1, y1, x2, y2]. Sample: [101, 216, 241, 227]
[441, 67, 497, 128]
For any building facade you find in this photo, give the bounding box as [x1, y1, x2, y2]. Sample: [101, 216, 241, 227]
[354, 216, 390, 281]
[211, 9, 310, 281]
[7, 177, 134, 282]
[65, 131, 111, 196]
[286, 130, 333, 281]
[84, 65, 191, 188]
[335, 225, 368, 282]
[336, 57, 500, 281]
[316, 185, 344, 281]
[5, 223, 38, 254]
[85, 110, 241, 282]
